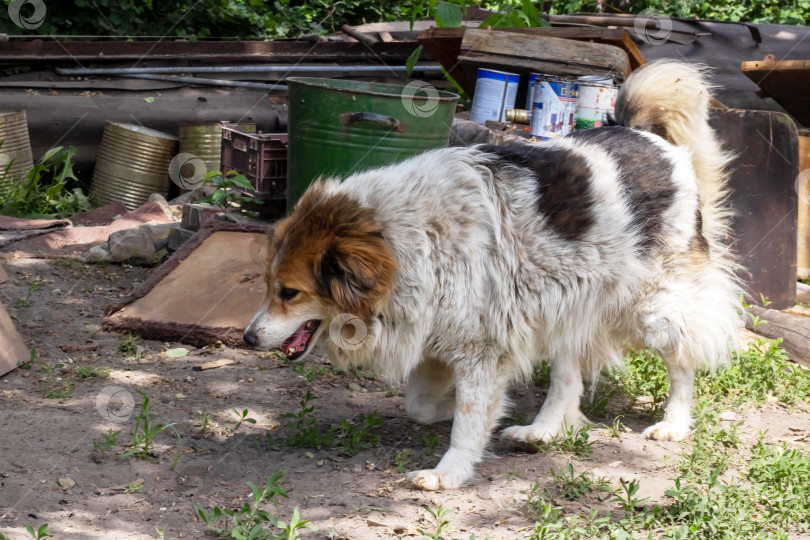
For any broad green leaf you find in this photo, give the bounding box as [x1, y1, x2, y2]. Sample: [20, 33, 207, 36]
[435, 1, 463, 27]
[406, 44, 423, 77]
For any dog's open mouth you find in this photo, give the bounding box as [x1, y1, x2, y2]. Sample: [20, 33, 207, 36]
[279, 320, 321, 360]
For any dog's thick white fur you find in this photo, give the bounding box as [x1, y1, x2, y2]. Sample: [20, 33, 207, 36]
[244, 60, 742, 491]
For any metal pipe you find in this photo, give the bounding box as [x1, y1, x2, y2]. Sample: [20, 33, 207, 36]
[120, 73, 288, 91]
[56, 64, 444, 76]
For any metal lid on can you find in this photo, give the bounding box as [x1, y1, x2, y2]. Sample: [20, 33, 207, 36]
[577, 75, 615, 86]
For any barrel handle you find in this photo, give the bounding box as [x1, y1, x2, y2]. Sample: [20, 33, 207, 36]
[340, 112, 409, 133]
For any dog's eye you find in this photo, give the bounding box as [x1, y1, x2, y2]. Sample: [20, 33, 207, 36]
[279, 287, 299, 301]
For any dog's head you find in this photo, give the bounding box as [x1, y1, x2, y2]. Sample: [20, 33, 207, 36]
[243, 181, 397, 361]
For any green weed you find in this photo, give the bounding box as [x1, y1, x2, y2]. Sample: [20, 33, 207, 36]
[548, 463, 613, 501]
[541, 424, 594, 459]
[228, 408, 257, 436]
[266, 390, 333, 449]
[119, 332, 141, 355]
[196, 472, 314, 539]
[333, 411, 383, 456]
[417, 505, 453, 540]
[38, 361, 75, 399]
[92, 428, 120, 454]
[75, 366, 111, 380]
[120, 390, 177, 461]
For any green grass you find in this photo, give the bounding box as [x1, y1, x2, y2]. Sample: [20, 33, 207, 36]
[513, 338, 810, 539]
[75, 366, 112, 380]
[196, 472, 315, 539]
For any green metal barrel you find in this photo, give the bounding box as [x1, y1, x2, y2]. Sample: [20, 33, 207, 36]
[287, 78, 459, 211]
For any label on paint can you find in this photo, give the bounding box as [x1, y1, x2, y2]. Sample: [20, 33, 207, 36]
[529, 78, 579, 140]
[575, 76, 617, 130]
[525, 73, 540, 111]
[470, 68, 520, 124]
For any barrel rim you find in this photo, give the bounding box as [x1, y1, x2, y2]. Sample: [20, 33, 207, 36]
[107, 121, 178, 141]
[287, 77, 459, 103]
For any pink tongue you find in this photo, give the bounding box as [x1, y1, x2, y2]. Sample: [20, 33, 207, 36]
[287, 324, 313, 350]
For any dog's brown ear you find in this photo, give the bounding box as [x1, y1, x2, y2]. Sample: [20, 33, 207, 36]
[316, 231, 397, 319]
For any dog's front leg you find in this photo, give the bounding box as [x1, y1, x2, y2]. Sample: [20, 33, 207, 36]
[408, 360, 500, 490]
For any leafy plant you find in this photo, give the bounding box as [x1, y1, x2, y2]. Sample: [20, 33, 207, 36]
[394, 448, 415, 473]
[196, 473, 315, 539]
[120, 390, 177, 461]
[14, 283, 38, 308]
[38, 361, 75, 399]
[196, 170, 263, 217]
[548, 463, 613, 501]
[119, 332, 141, 355]
[0, 146, 90, 218]
[75, 366, 112, 380]
[417, 504, 453, 540]
[541, 423, 594, 458]
[92, 428, 121, 454]
[333, 411, 383, 456]
[266, 390, 333, 449]
[228, 408, 258, 436]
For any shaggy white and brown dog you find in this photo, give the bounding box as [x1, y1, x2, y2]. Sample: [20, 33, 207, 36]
[244, 61, 742, 490]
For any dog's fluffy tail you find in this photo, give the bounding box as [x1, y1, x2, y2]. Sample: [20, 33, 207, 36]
[613, 60, 733, 248]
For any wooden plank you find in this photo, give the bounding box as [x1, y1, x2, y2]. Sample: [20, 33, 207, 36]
[418, 27, 477, 96]
[742, 59, 810, 126]
[460, 54, 619, 78]
[0, 40, 426, 64]
[461, 28, 630, 78]
[0, 302, 29, 377]
[192, 358, 235, 371]
[0, 264, 8, 284]
[482, 26, 646, 72]
[746, 306, 810, 368]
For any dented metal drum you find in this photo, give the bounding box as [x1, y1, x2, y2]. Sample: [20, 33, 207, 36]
[91, 122, 178, 210]
[0, 110, 34, 188]
[179, 122, 256, 176]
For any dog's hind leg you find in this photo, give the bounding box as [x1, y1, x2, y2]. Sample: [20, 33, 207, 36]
[501, 354, 588, 445]
[640, 317, 695, 441]
[405, 358, 456, 424]
[408, 356, 510, 490]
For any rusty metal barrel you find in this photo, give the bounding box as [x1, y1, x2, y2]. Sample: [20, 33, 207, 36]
[0, 110, 34, 188]
[178, 122, 256, 175]
[91, 122, 178, 210]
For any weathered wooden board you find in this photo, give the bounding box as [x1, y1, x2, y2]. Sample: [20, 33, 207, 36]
[461, 28, 630, 78]
[0, 302, 29, 377]
[742, 59, 810, 127]
[709, 108, 799, 310]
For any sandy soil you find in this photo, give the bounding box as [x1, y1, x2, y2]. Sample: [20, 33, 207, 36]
[0, 257, 808, 540]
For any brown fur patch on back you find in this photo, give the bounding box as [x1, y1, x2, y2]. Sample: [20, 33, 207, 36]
[265, 182, 398, 320]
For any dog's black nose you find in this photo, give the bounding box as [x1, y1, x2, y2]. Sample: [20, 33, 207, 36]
[243, 329, 258, 347]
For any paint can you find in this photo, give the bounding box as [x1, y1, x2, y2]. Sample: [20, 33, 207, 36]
[470, 68, 520, 124]
[575, 76, 618, 130]
[529, 77, 579, 140]
[525, 73, 540, 110]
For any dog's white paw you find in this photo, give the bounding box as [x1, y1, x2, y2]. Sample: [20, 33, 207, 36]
[642, 421, 691, 441]
[500, 424, 559, 445]
[408, 469, 462, 491]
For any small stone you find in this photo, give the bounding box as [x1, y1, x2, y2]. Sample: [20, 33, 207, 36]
[348, 382, 362, 392]
[608, 461, 622, 467]
[620, 474, 639, 484]
[58, 478, 75, 490]
[175, 393, 186, 399]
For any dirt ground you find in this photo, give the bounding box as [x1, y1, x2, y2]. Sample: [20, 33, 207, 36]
[0, 256, 808, 540]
